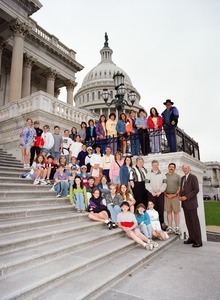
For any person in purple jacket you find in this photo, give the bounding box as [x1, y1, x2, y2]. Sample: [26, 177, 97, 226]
[96, 115, 107, 153]
[161, 99, 179, 152]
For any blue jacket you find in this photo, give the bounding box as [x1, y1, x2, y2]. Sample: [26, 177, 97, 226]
[161, 106, 179, 126]
[116, 120, 126, 134]
[135, 212, 151, 226]
[120, 165, 129, 185]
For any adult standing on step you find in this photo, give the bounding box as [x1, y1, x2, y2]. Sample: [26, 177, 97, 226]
[164, 163, 181, 235]
[129, 156, 148, 208]
[19, 118, 36, 169]
[179, 164, 202, 248]
[145, 160, 167, 230]
[51, 126, 63, 160]
[161, 99, 179, 152]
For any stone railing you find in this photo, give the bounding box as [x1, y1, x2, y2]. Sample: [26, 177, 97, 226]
[0, 91, 98, 124]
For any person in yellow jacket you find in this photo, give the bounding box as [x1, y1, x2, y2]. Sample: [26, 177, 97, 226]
[106, 113, 117, 154]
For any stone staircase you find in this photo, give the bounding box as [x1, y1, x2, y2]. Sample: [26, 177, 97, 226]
[0, 149, 177, 300]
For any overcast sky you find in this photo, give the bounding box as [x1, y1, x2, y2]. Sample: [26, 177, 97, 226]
[33, 0, 220, 162]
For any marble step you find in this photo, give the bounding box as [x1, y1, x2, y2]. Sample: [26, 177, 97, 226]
[0, 211, 86, 233]
[0, 204, 73, 220]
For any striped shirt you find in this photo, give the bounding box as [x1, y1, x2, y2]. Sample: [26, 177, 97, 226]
[129, 166, 148, 182]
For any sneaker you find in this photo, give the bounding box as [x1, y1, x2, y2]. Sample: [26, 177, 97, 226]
[26, 164, 30, 168]
[150, 240, 159, 248]
[56, 194, 61, 198]
[144, 243, 154, 251]
[111, 222, 118, 229]
[24, 164, 27, 168]
[33, 179, 40, 185]
[166, 227, 173, 234]
[107, 221, 113, 230]
[46, 179, 51, 185]
[40, 179, 47, 185]
[174, 227, 181, 235]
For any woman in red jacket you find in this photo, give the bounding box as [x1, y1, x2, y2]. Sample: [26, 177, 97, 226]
[147, 107, 163, 154]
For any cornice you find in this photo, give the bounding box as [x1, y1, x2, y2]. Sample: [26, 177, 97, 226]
[27, 31, 83, 72]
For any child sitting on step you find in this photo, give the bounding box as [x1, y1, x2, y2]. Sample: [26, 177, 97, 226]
[88, 188, 116, 229]
[147, 201, 169, 240]
[117, 201, 155, 251]
[135, 203, 153, 239]
[29, 154, 46, 185]
[69, 176, 87, 212]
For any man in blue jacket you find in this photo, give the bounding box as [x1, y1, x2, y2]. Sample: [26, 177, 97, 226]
[161, 99, 179, 152]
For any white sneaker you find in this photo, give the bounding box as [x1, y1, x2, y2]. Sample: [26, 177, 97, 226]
[40, 180, 47, 185]
[56, 194, 61, 198]
[166, 227, 173, 234]
[46, 179, 51, 185]
[174, 227, 181, 235]
[144, 243, 154, 251]
[26, 164, 30, 168]
[33, 179, 40, 185]
[24, 164, 27, 168]
[150, 240, 159, 248]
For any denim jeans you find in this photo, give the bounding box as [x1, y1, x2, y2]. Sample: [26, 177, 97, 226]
[164, 125, 177, 152]
[74, 192, 85, 210]
[139, 223, 153, 238]
[107, 204, 121, 223]
[54, 181, 69, 196]
[130, 132, 140, 156]
[51, 151, 61, 159]
[149, 130, 162, 153]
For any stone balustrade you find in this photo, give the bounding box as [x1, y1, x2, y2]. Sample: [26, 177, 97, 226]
[29, 18, 76, 58]
[0, 91, 98, 124]
[0, 91, 98, 159]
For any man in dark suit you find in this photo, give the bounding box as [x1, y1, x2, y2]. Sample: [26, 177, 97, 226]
[179, 164, 202, 247]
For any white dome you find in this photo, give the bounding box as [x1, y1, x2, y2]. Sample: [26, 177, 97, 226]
[81, 59, 133, 88]
[74, 34, 142, 114]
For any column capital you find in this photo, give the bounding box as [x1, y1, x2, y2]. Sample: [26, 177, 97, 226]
[44, 68, 59, 80]
[24, 53, 37, 68]
[65, 80, 77, 90]
[10, 18, 30, 38]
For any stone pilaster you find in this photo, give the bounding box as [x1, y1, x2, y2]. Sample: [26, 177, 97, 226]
[0, 39, 6, 81]
[65, 80, 77, 105]
[8, 19, 29, 102]
[44, 68, 59, 96]
[22, 53, 36, 98]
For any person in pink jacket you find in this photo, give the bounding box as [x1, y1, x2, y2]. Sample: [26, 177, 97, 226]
[109, 151, 123, 188]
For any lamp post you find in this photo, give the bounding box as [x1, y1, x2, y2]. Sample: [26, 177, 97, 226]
[101, 72, 137, 114]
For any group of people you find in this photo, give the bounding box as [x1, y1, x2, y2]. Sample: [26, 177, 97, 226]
[19, 99, 179, 169]
[22, 136, 202, 251]
[19, 99, 203, 251]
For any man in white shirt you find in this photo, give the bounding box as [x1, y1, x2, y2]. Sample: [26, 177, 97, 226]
[145, 160, 167, 229]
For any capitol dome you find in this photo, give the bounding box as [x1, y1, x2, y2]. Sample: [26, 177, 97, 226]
[74, 34, 142, 118]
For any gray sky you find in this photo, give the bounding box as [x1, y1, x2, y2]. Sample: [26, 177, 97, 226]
[33, 0, 220, 162]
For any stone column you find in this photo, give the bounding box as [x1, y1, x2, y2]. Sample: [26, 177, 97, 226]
[22, 53, 36, 98]
[0, 40, 6, 79]
[44, 68, 59, 96]
[8, 19, 29, 102]
[65, 80, 77, 105]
